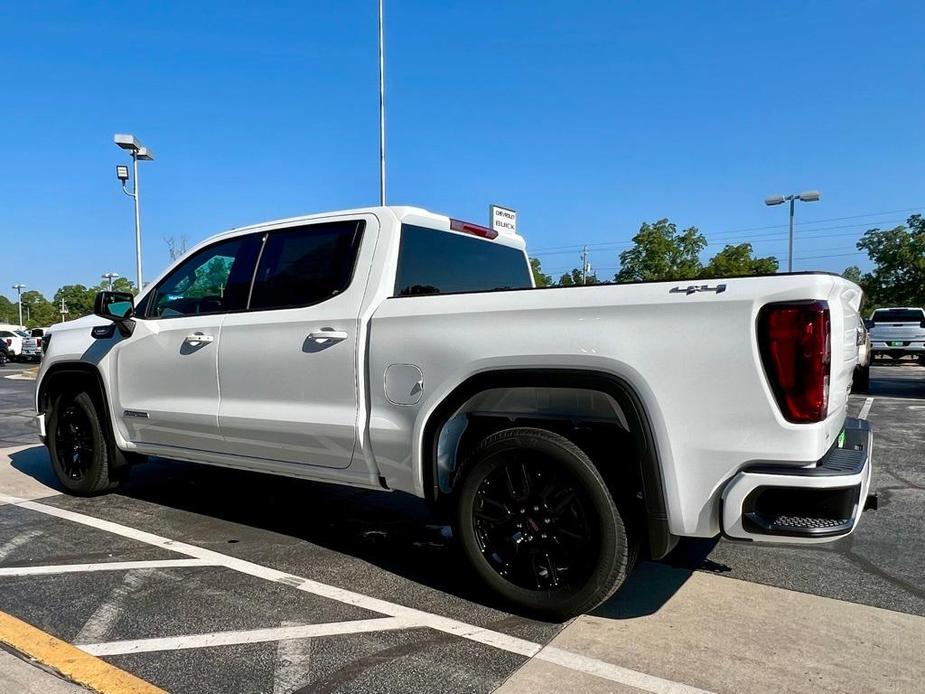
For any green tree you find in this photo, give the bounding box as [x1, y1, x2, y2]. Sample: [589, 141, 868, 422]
[701, 243, 778, 278]
[856, 214, 925, 307]
[0, 295, 17, 324]
[529, 257, 553, 287]
[615, 219, 706, 283]
[53, 284, 95, 319]
[20, 290, 57, 327]
[557, 268, 599, 286]
[91, 277, 137, 295]
[841, 265, 863, 284]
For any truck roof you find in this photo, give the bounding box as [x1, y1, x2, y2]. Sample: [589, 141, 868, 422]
[209, 205, 526, 252]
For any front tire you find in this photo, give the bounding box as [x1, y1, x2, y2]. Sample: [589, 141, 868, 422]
[455, 427, 631, 620]
[47, 391, 117, 495]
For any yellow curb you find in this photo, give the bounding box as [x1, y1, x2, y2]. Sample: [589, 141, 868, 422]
[0, 610, 165, 694]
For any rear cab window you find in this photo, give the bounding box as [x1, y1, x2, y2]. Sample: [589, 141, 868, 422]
[394, 224, 532, 296]
[871, 309, 925, 323]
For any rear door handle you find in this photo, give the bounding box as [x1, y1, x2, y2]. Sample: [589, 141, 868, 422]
[184, 333, 214, 344]
[307, 329, 348, 343]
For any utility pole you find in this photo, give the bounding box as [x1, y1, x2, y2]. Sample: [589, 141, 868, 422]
[59, 299, 69, 323]
[11, 284, 26, 327]
[580, 246, 591, 285]
[378, 0, 387, 206]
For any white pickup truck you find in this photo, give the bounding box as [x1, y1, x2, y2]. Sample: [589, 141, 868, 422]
[32, 206, 873, 618]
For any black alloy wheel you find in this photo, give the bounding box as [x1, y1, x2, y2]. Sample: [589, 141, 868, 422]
[471, 453, 597, 592]
[456, 427, 631, 620]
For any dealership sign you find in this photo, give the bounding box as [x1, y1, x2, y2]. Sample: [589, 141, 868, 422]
[490, 204, 517, 236]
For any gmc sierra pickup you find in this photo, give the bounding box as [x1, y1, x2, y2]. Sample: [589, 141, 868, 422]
[32, 206, 873, 618]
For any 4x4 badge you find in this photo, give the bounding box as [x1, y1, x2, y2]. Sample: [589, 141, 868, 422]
[670, 284, 727, 295]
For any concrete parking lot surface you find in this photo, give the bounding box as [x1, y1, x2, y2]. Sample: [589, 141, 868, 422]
[0, 362, 923, 693]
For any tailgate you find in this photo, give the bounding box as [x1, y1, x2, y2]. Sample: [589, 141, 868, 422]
[828, 278, 864, 415]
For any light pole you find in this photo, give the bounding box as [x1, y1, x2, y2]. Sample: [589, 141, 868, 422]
[11, 284, 25, 327]
[378, 0, 386, 206]
[765, 190, 821, 272]
[102, 272, 120, 290]
[114, 134, 154, 291]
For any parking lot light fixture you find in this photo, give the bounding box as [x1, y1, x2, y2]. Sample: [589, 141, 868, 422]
[11, 284, 26, 327]
[764, 190, 821, 272]
[114, 133, 155, 292]
[102, 272, 120, 290]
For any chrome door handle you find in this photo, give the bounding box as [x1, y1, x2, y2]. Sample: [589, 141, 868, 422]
[307, 329, 348, 343]
[184, 333, 214, 344]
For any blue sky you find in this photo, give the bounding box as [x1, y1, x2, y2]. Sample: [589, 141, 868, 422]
[2, 1, 923, 298]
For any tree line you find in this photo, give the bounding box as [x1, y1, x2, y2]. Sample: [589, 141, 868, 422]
[530, 214, 925, 311]
[0, 277, 136, 328]
[529, 218, 779, 287]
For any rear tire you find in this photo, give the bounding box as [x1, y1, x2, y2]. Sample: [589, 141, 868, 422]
[455, 427, 632, 620]
[47, 390, 118, 495]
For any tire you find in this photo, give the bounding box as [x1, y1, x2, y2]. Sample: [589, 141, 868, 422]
[455, 427, 632, 620]
[852, 364, 870, 392]
[47, 390, 118, 495]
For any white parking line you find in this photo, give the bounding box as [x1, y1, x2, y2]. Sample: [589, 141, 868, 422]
[859, 397, 875, 420]
[81, 617, 413, 657]
[0, 558, 215, 577]
[0, 493, 713, 694]
[0, 529, 42, 560]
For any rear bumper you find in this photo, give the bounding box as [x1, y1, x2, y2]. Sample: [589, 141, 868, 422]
[722, 418, 872, 543]
[871, 341, 925, 354]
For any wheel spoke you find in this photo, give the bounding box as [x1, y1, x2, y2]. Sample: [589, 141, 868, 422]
[471, 452, 599, 594]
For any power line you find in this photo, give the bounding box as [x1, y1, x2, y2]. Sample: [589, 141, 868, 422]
[529, 206, 922, 255]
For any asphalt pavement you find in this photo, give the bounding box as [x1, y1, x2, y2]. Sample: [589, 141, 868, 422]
[0, 361, 922, 693]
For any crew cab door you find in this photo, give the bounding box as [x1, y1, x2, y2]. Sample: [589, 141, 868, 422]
[113, 233, 261, 451]
[217, 216, 375, 468]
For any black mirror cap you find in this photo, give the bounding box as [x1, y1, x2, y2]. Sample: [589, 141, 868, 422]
[94, 291, 135, 322]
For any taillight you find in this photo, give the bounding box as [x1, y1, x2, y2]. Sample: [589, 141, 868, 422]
[3, 339, 10, 347]
[758, 301, 831, 423]
[36, 338, 42, 347]
[449, 218, 498, 240]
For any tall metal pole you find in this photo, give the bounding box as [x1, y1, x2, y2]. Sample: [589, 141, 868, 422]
[12, 284, 25, 327]
[787, 197, 795, 273]
[132, 152, 144, 289]
[378, 0, 386, 206]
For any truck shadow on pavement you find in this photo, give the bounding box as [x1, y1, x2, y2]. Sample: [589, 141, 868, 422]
[9, 444, 717, 623]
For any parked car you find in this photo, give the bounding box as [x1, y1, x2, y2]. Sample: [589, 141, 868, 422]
[867, 307, 925, 361]
[0, 328, 24, 359]
[31, 205, 873, 618]
[20, 335, 43, 362]
[853, 316, 871, 392]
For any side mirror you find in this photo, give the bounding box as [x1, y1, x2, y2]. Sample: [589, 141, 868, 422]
[94, 291, 135, 322]
[863, 319, 874, 330]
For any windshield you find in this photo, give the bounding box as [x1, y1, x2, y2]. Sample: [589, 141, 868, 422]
[871, 309, 925, 323]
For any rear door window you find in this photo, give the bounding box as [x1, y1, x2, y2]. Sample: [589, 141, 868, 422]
[394, 225, 532, 296]
[248, 221, 365, 311]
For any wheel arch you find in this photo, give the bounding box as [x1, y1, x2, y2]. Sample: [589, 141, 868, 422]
[421, 368, 676, 559]
[38, 361, 130, 472]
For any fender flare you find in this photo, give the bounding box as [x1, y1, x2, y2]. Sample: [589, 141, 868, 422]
[37, 362, 131, 471]
[421, 368, 676, 559]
